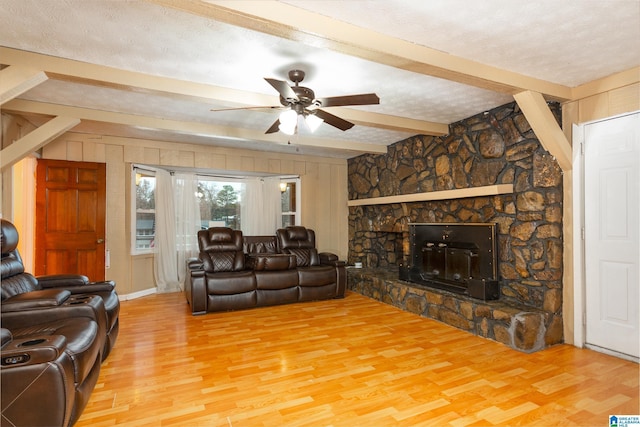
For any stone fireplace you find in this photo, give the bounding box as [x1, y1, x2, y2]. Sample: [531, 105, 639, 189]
[347, 101, 564, 351]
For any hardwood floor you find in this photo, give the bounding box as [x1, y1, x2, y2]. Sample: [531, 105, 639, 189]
[77, 291, 639, 426]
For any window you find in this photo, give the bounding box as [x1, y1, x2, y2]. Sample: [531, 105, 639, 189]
[132, 167, 300, 251]
[133, 168, 156, 253]
[280, 178, 300, 227]
[196, 179, 243, 230]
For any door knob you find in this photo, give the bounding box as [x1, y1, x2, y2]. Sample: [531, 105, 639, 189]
[97, 239, 105, 244]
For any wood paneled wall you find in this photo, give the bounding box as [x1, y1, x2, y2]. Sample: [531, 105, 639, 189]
[32, 133, 349, 296]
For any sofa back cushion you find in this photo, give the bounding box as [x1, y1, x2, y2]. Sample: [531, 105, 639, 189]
[243, 235, 278, 254]
[276, 226, 320, 267]
[197, 227, 245, 272]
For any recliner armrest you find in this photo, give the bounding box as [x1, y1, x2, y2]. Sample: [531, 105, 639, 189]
[68, 281, 116, 294]
[319, 252, 345, 267]
[37, 274, 89, 287]
[37, 275, 116, 294]
[1, 289, 71, 312]
[1, 335, 67, 366]
[2, 295, 108, 346]
[188, 257, 204, 271]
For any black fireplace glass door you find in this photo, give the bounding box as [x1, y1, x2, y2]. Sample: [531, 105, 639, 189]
[422, 242, 445, 280]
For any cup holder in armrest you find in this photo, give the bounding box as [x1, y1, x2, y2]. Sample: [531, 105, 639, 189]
[65, 295, 93, 305]
[19, 338, 47, 347]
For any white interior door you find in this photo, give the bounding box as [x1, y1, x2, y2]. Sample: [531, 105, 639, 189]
[584, 112, 639, 359]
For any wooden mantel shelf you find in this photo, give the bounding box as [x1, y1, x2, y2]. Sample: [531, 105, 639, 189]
[347, 184, 514, 207]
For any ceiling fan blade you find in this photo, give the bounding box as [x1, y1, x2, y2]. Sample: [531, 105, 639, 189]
[314, 109, 354, 131]
[315, 93, 380, 108]
[264, 78, 298, 101]
[210, 105, 281, 112]
[265, 119, 281, 134]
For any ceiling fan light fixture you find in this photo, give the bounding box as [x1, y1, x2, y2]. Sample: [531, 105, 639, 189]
[278, 109, 298, 135]
[278, 121, 297, 135]
[279, 109, 297, 126]
[305, 113, 324, 132]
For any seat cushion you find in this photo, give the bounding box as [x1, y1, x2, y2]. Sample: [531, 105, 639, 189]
[255, 270, 298, 290]
[205, 271, 256, 294]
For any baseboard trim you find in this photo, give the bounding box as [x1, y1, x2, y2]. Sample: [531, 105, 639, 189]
[119, 287, 157, 301]
[585, 343, 639, 363]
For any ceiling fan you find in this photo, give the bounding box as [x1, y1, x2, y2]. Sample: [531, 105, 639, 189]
[212, 69, 380, 135]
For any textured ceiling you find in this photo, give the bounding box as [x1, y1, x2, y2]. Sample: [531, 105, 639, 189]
[284, 0, 640, 87]
[0, 0, 638, 159]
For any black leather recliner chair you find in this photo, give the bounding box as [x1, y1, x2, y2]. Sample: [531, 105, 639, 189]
[0, 218, 119, 360]
[1, 323, 101, 427]
[1, 218, 120, 426]
[1, 327, 76, 426]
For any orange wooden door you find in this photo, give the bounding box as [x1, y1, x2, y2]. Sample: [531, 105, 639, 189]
[35, 159, 107, 281]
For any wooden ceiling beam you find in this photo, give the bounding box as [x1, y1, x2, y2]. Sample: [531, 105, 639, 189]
[513, 90, 572, 171]
[0, 47, 277, 106]
[329, 108, 449, 136]
[4, 99, 388, 155]
[1, 115, 80, 170]
[0, 65, 48, 106]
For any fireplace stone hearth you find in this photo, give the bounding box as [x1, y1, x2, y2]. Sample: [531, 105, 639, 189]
[347, 267, 562, 352]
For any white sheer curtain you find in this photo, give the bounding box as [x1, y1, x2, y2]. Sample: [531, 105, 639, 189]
[263, 176, 283, 232]
[241, 177, 282, 235]
[154, 170, 202, 292]
[153, 169, 179, 292]
[174, 173, 201, 288]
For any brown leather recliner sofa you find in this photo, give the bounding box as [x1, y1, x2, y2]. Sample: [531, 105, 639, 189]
[185, 226, 346, 315]
[0, 218, 120, 426]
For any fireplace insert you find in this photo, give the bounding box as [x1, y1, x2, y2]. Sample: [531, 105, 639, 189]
[399, 223, 500, 300]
